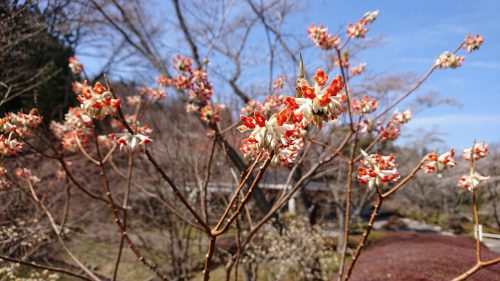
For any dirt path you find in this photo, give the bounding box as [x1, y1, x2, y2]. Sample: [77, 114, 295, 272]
[348, 233, 500, 281]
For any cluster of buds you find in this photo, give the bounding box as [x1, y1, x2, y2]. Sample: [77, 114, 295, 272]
[238, 111, 294, 151]
[50, 107, 93, 152]
[346, 22, 368, 39]
[158, 55, 220, 124]
[0, 109, 42, 156]
[172, 56, 213, 109]
[238, 111, 303, 166]
[334, 51, 350, 68]
[458, 142, 490, 191]
[280, 69, 345, 128]
[357, 119, 379, 134]
[307, 23, 341, 50]
[15, 168, 40, 184]
[379, 108, 413, 141]
[357, 150, 399, 189]
[73, 81, 121, 119]
[241, 95, 284, 116]
[68, 57, 83, 74]
[238, 69, 346, 166]
[351, 95, 378, 115]
[422, 149, 456, 174]
[463, 34, 484, 53]
[139, 86, 166, 101]
[0, 134, 22, 156]
[200, 104, 226, 124]
[273, 75, 286, 90]
[462, 142, 488, 160]
[1, 109, 43, 138]
[346, 10, 378, 39]
[362, 10, 380, 24]
[379, 123, 400, 141]
[239, 127, 304, 167]
[349, 63, 366, 76]
[109, 114, 153, 153]
[273, 128, 305, 166]
[458, 173, 490, 192]
[435, 51, 464, 69]
[391, 109, 413, 124]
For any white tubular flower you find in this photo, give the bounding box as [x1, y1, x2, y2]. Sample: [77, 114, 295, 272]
[351, 95, 378, 115]
[251, 117, 293, 151]
[458, 172, 490, 191]
[347, 22, 368, 38]
[0, 133, 22, 156]
[363, 10, 379, 24]
[435, 51, 464, 69]
[282, 70, 345, 128]
[391, 108, 412, 124]
[422, 149, 455, 174]
[116, 133, 152, 153]
[462, 142, 488, 161]
[238, 110, 297, 163]
[463, 34, 484, 53]
[77, 82, 121, 120]
[357, 150, 399, 189]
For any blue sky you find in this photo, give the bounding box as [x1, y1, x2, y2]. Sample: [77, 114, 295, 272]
[79, 0, 500, 150]
[305, 0, 500, 150]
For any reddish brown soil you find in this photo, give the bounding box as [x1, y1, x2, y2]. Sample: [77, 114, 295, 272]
[348, 233, 500, 281]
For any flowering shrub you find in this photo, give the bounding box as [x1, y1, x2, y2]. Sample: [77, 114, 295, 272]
[245, 218, 335, 280]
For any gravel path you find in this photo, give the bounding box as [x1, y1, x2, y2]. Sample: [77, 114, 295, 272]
[348, 233, 500, 281]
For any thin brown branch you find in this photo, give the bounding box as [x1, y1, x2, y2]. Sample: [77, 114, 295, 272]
[373, 41, 464, 122]
[343, 160, 424, 281]
[343, 192, 383, 281]
[213, 152, 262, 232]
[0, 254, 92, 281]
[451, 257, 500, 281]
[93, 133, 170, 281]
[172, 0, 201, 68]
[112, 152, 134, 281]
[213, 152, 274, 236]
[201, 136, 218, 224]
[337, 129, 359, 281]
